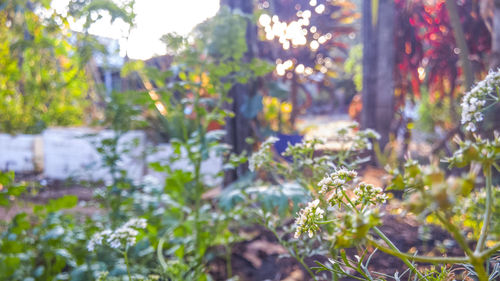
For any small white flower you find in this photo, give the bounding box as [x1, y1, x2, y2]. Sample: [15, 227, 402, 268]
[123, 218, 147, 229]
[294, 199, 324, 238]
[109, 238, 122, 249]
[249, 136, 279, 171]
[318, 176, 332, 192]
[376, 193, 388, 203]
[310, 199, 320, 208]
[331, 168, 357, 180]
[87, 218, 147, 251]
[466, 122, 476, 132]
[263, 136, 279, 146]
[315, 208, 325, 219]
[461, 68, 500, 131]
[333, 178, 346, 186]
[474, 112, 483, 122]
[363, 129, 381, 140]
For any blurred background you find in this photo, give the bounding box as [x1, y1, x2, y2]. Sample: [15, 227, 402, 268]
[2, 0, 499, 166]
[1, 0, 500, 280]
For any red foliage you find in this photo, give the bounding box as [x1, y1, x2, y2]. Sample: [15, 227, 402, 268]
[395, 0, 490, 104]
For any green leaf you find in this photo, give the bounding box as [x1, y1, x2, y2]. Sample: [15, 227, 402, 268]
[42, 226, 65, 240]
[44, 195, 78, 213]
[281, 182, 310, 212]
[121, 60, 145, 77]
[0, 256, 20, 277]
[240, 94, 263, 119]
[1, 240, 23, 253]
[267, 81, 289, 100]
[219, 189, 246, 211]
[246, 183, 309, 216]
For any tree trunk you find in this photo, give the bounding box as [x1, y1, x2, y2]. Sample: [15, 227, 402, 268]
[362, 0, 394, 149]
[445, 0, 474, 90]
[222, 0, 258, 185]
[491, 0, 500, 69]
[489, 0, 500, 133]
[375, 0, 395, 148]
[361, 0, 378, 131]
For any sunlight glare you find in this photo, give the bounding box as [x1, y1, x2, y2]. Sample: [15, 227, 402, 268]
[310, 40, 319, 50]
[295, 64, 305, 74]
[315, 4, 325, 14]
[259, 14, 272, 26]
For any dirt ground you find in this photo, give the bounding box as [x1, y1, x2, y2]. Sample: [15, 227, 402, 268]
[206, 213, 466, 281]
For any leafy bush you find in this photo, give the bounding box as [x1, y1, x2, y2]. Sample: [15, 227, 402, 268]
[0, 0, 135, 134]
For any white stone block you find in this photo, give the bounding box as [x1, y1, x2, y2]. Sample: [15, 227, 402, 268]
[0, 134, 37, 173]
[43, 128, 146, 182]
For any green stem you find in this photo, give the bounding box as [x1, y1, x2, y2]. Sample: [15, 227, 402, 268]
[334, 271, 367, 281]
[293, 243, 318, 281]
[268, 225, 317, 281]
[372, 227, 427, 280]
[367, 237, 468, 264]
[480, 242, 500, 258]
[341, 189, 358, 212]
[317, 220, 337, 225]
[124, 250, 132, 281]
[469, 257, 489, 281]
[476, 164, 492, 253]
[225, 244, 232, 278]
[192, 91, 205, 263]
[435, 212, 474, 257]
[354, 262, 373, 281]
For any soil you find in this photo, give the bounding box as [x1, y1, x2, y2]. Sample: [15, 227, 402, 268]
[206, 214, 466, 281]
[0, 177, 99, 221]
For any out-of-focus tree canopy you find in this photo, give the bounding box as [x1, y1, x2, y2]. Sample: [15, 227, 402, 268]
[0, 0, 134, 134]
[256, 0, 358, 80]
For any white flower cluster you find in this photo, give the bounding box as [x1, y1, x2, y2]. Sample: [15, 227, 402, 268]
[318, 168, 357, 194]
[353, 183, 387, 206]
[461, 69, 500, 131]
[334, 168, 358, 179]
[294, 199, 325, 239]
[362, 129, 381, 140]
[282, 138, 325, 156]
[353, 129, 381, 150]
[248, 136, 279, 172]
[87, 218, 147, 251]
[283, 141, 307, 154]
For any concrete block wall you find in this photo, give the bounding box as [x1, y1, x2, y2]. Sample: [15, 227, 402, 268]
[0, 128, 222, 185]
[0, 134, 41, 173]
[42, 128, 146, 182]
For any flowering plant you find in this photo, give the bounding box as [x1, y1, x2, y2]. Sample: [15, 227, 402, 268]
[286, 72, 500, 280]
[461, 69, 500, 132]
[248, 124, 380, 192]
[228, 124, 382, 280]
[88, 218, 147, 280]
[88, 218, 147, 251]
[241, 71, 500, 280]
